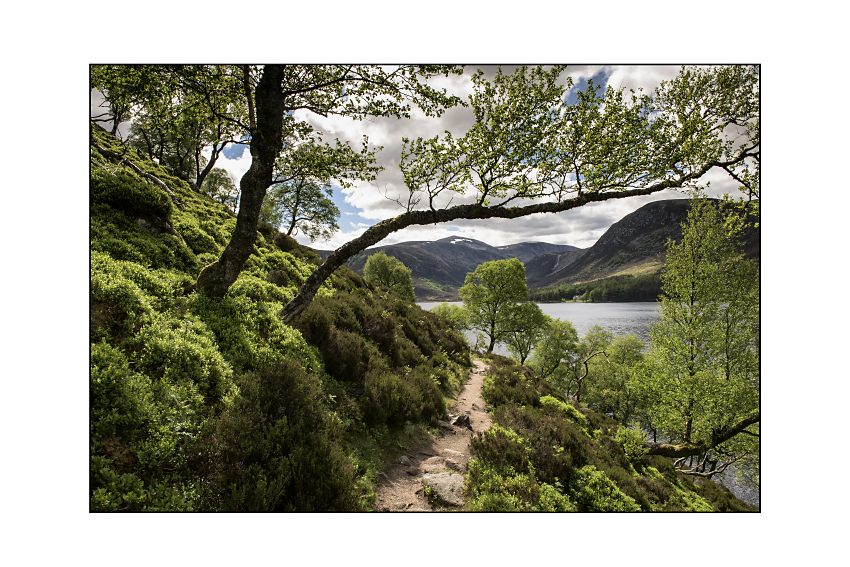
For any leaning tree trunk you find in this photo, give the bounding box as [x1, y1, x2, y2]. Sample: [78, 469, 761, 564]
[644, 413, 760, 458]
[195, 65, 285, 297]
[278, 175, 700, 322]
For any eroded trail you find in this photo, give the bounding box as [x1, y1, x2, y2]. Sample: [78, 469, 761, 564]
[374, 358, 492, 511]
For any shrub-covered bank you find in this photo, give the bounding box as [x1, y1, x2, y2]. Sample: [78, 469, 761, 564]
[90, 124, 471, 511]
[464, 354, 757, 511]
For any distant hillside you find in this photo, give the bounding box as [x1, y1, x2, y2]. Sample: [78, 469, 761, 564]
[529, 199, 760, 292]
[318, 237, 577, 301]
[314, 198, 759, 301]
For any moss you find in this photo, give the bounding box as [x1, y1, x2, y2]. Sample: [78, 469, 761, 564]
[90, 125, 476, 511]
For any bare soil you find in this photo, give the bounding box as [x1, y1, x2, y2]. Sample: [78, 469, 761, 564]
[374, 358, 492, 511]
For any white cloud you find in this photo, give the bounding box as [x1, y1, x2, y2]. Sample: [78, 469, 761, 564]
[201, 145, 252, 185]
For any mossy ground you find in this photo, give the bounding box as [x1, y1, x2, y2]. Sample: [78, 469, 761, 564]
[89, 125, 471, 511]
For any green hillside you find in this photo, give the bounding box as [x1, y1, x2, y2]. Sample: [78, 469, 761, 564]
[90, 124, 472, 511]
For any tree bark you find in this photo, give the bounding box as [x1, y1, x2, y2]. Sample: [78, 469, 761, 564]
[195, 65, 285, 297]
[644, 413, 759, 458]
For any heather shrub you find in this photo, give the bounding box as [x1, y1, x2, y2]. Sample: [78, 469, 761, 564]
[470, 425, 532, 476]
[197, 361, 361, 511]
[481, 365, 540, 409]
[493, 404, 589, 486]
[324, 328, 366, 382]
[362, 367, 445, 427]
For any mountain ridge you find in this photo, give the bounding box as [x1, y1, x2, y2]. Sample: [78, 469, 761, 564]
[313, 198, 759, 301]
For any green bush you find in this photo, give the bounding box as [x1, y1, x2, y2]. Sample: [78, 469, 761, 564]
[196, 361, 361, 511]
[91, 167, 173, 222]
[568, 465, 641, 512]
[90, 341, 206, 511]
[362, 367, 445, 428]
[134, 311, 235, 402]
[615, 426, 649, 466]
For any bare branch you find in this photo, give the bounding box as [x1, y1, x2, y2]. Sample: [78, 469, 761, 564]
[91, 141, 185, 211]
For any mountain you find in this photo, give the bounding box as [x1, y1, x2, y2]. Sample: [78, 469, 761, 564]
[318, 238, 577, 301]
[529, 198, 760, 291]
[314, 198, 759, 301]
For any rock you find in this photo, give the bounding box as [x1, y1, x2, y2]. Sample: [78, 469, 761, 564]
[442, 449, 464, 459]
[422, 456, 447, 473]
[398, 455, 412, 466]
[422, 472, 465, 507]
[406, 468, 418, 476]
[445, 458, 464, 472]
[452, 414, 473, 430]
[437, 420, 454, 430]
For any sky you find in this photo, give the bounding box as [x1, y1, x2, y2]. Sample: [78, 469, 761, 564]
[92, 65, 754, 253]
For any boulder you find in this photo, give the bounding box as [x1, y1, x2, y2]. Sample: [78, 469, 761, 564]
[422, 472, 465, 507]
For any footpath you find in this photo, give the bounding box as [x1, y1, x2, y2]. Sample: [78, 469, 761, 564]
[374, 358, 492, 511]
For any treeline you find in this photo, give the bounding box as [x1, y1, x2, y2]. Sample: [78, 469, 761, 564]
[529, 274, 662, 303]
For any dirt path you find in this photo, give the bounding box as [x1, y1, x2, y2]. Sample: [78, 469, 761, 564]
[374, 358, 492, 511]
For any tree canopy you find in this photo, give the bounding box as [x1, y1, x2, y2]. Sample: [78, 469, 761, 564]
[281, 64, 759, 320]
[459, 258, 529, 353]
[362, 251, 416, 302]
[91, 64, 760, 323]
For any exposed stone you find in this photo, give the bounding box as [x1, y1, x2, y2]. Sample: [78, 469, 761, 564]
[422, 456, 447, 473]
[445, 458, 464, 472]
[422, 472, 465, 507]
[437, 419, 454, 430]
[442, 449, 464, 459]
[398, 455, 412, 467]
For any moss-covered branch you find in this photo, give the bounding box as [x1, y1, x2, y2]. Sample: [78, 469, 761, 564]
[644, 413, 760, 459]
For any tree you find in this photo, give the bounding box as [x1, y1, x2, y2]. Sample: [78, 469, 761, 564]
[92, 65, 245, 191]
[202, 167, 239, 211]
[281, 64, 759, 320]
[502, 302, 547, 364]
[459, 259, 528, 353]
[430, 303, 468, 332]
[260, 179, 340, 241]
[363, 251, 415, 302]
[580, 333, 646, 423]
[527, 317, 580, 391]
[631, 198, 759, 479]
[92, 65, 760, 318]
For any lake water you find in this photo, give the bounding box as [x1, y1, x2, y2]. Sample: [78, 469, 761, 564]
[417, 301, 661, 355]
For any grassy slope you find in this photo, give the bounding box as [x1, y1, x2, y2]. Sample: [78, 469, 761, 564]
[89, 124, 472, 511]
[464, 354, 758, 512]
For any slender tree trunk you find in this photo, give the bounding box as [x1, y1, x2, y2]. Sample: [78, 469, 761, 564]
[196, 65, 285, 297]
